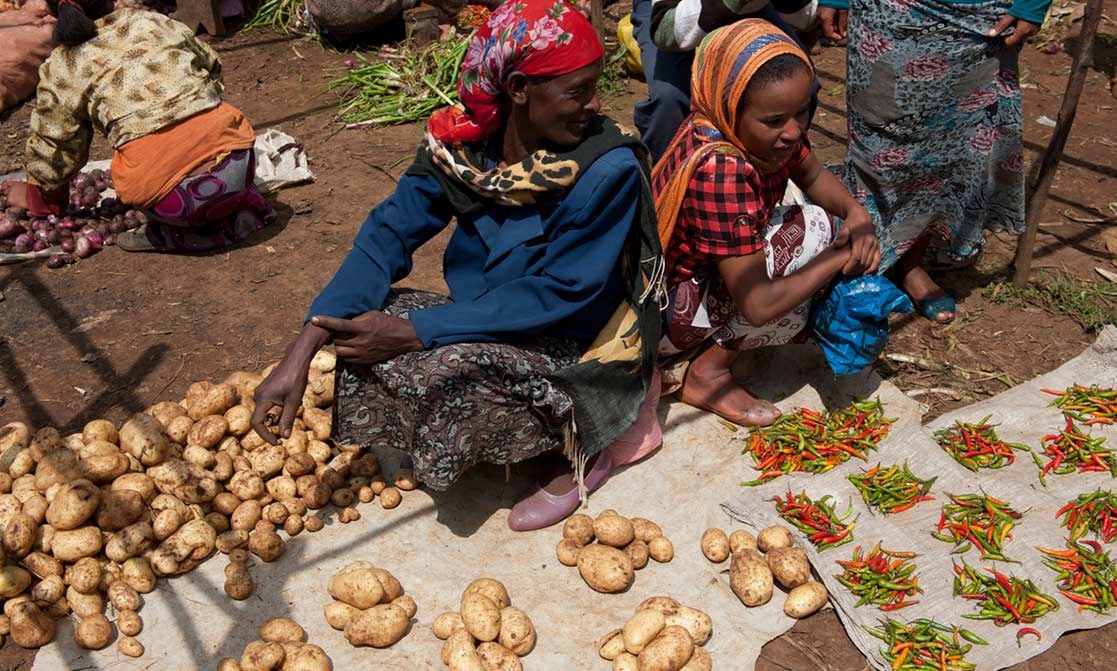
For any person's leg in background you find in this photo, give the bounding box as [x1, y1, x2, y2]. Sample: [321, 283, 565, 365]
[630, 0, 694, 163]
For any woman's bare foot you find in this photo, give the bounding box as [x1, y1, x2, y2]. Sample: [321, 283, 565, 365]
[677, 344, 781, 426]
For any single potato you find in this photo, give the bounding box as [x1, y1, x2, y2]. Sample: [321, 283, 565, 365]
[756, 526, 794, 553]
[784, 581, 828, 618]
[577, 544, 635, 594]
[700, 528, 730, 563]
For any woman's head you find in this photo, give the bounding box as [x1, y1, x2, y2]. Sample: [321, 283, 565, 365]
[47, 0, 113, 47]
[427, 0, 603, 145]
[735, 54, 813, 164]
[690, 19, 813, 165]
[504, 58, 603, 148]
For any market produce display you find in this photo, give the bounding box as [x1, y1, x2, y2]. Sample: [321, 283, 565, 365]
[557, 511, 673, 593]
[218, 617, 332, 671]
[0, 350, 412, 654]
[1036, 416, 1115, 484]
[0, 170, 140, 265]
[1037, 540, 1117, 614]
[951, 560, 1059, 626]
[847, 464, 936, 515]
[931, 493, 1023, 562]
[741, 399, 894, 486]
[329, 37, 470, 125]
[933, 417, 1030, 471]
[834, 545, 922, 612]
[863, 618, 986, 671]
[1056, 490, 1117, 542]
[323, 561, 415, 648]
[595, 597, 712, 671]
[702, 523, 829, 618]
[431, 578, 536, 670]
[773, 490, 857, 551]
[1043, 385, 1117, 425]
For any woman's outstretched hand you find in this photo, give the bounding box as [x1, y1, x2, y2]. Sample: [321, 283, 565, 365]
[831, 206, 880, 275]
[818, 7, 849, 41]
[310, 312, 423, 365]
[250, 323, 331, 444]
[988, 16, 1040, 46]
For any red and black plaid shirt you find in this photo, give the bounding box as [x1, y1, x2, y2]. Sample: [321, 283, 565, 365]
[653, 128, 810, 289]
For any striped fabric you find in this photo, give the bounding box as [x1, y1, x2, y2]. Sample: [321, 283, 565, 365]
[650, 0, 816, 51]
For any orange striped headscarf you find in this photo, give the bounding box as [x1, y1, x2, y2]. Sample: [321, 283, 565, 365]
[690, 18, 812, 149]
[651, 19, 812, 249]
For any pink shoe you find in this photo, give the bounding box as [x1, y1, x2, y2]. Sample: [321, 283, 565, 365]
[507, 371, 663, 532]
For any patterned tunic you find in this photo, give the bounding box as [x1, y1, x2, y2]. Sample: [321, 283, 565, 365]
[25, 9, 224, 192]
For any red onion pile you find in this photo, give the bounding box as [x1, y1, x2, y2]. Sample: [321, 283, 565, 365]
[0, 170, 143, 268]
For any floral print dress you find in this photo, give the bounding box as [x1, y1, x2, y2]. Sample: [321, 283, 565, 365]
[840, 0, 1026, 270]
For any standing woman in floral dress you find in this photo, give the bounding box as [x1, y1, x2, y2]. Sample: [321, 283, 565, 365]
[818, 0, 1050, 323]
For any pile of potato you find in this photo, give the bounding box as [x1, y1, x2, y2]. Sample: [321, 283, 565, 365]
[432, 577, 536, 671]
[701, 526, 828, 618]
[217, 617, 331, 671]
[323, 561, 416, 648]
[596, 597, 712, 671]
[558, 510, 674, 593]
[0, 351, 409, 653]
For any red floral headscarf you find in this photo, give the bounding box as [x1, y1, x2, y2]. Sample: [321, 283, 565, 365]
[427, 0, 603, 144]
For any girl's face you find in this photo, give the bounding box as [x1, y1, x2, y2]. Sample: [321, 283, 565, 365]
[734, 69, 813, 164]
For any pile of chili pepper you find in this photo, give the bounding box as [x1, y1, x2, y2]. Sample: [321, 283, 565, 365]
[1037, 540, 1117, 613]
[835, 544, 921, 611]
[933, 416, 1030, 471]
[1056, 490, 1117, 542]
[931, 493, 1023, 562]
[863, 618, 986, 671]
[952, 560, 1059, 626]
[741, 399, 895, 486]
[773, 490, 856, 551]
[848, 463, 936, 514]
[1043, 384, 1117, 425]
[1034, 415, 1116, 485]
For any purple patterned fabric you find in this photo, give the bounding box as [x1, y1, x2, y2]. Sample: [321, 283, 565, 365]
[145, 149, 275, 252]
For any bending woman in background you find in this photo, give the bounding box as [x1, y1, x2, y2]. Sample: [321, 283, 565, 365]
[654, 19, 878, 426]
[4, 0, 273, 252]
[818, 0, 1050, 322]
[250, 0, 663, 532]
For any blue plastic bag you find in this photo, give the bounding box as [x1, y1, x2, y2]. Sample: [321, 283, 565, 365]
[809, 275, 913, 376]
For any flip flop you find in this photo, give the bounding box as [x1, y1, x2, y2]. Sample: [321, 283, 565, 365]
[915, 294, 955, 324]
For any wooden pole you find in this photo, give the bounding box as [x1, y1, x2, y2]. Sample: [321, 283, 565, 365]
[590, 0, 606, 47]
[1012, 0, 1104, 286]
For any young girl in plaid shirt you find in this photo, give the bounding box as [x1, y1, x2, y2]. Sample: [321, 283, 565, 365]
[652, 19, 879, 426]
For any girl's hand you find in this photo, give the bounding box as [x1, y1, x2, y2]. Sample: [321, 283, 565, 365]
[818, 7, 848, 41]
[987, 15, 1040, 46]
[310, 312, 423, 365]
[832, 206, 880, 275]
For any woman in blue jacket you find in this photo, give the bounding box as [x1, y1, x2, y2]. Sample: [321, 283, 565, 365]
[249, 0, 663, 531]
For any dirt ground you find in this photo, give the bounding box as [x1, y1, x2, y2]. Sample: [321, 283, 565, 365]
[1, 4, 1116, 669]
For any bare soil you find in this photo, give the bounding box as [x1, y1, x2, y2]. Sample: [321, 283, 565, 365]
[1, 5, 1116, 669]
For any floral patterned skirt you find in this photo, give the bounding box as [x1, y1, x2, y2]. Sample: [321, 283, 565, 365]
[660, 204, 835, 356]
[332, 290, 580, 491]
[843, 0, 1025, 271]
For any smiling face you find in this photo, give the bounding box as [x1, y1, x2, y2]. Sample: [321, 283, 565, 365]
[509, 59, 604, 149]
[734, 66, 813, 165]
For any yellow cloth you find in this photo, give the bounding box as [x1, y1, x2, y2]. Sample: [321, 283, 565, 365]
[111, 103, 255, 209]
